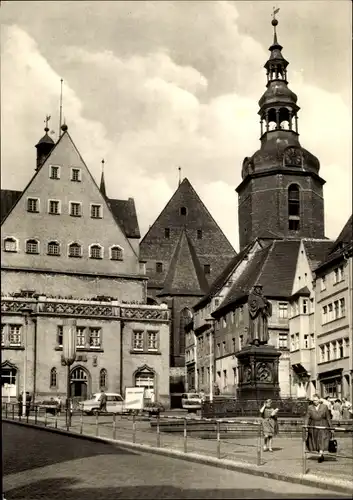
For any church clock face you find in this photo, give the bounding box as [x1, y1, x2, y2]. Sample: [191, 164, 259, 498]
[284, 146, 302, 167]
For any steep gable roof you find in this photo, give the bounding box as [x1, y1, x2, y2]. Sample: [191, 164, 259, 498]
[1, 190, 21, 223]
[302, 239, 334, 272]
[315, 215, 353, 271]
[108, 198, 140, 239]
[158, 228, 208, 297]
[213, 239, 300, 316]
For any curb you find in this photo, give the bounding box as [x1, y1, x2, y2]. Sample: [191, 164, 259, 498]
[3, 419, 353, 495]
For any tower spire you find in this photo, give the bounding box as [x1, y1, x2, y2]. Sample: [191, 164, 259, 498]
[178, 167, 181, 187]
[100, 159, 107, 197]
[271, 7, 280, 45]
[35, 115, 55, 171]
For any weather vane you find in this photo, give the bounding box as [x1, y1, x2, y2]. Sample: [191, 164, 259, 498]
[272, 6, 280, 21]
[44, 115, 51, 130]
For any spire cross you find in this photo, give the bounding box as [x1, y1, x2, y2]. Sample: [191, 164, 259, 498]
[178, 166, 181, 186]
[272, 6, 280, 21]
[44, 114, 51, 131]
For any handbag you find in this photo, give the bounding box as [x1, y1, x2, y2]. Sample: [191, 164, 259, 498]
[328, 438, 338, 453]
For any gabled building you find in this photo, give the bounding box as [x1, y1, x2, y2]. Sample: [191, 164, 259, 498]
[1, 125, 170, 407]
[140, 177, 236, 393]
[314, 215, 353, 402]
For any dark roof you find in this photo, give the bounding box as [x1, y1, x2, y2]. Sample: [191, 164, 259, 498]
[315, 215, 353, 271]
[108, 198, 140, 239]
[158, 229, 208, 297]
[36, 131, 55, 146]
[213, 239, 300, 317]
[303, 239, 334, 272]
[290, 286, 311, 301]
[1, 190, 22, 223]
[193, 241, 257, 311]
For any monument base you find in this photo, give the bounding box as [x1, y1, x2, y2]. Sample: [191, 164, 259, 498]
[235, 344, 281, 401]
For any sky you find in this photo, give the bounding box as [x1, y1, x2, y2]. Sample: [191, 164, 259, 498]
[1, 0, 352, 251]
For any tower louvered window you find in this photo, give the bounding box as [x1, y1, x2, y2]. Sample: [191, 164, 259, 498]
[288, 184, 300, 231]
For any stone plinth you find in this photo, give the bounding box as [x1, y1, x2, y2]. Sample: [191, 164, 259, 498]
[235, 344, 281, 401]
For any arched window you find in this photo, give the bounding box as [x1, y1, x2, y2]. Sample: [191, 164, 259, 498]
[179, 308, 193, 357]
[26, 239, 39, 254]
[68, 242, 82, 258]
[288, 184, 300, 231]
[90, 244, 103, 259]
[47, 241, 60, 256]
[50, 367, 57, 388]
[110, 246, 123, 261]
[4, 237, 18, 252]
[99, 368, 107, 389]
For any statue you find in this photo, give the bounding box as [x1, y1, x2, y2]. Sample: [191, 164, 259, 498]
[246, 284, 272, 346]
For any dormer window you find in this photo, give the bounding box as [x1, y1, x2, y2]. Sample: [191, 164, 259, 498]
[90, 244, 103, 259]
[180, 207, 187, 216]
[156, 262, 163, 273]
[4, 237, 18, 252]
[197, 229, 203, 240]
[71, 168, 81, 182]
[49, 165, 60, 179]
[204, 264, 211, 274]
[27, 198, 39, 213]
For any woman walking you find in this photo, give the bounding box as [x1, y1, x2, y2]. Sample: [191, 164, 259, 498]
[305, 394, 333, 463]
[260, 399, 279, 452]
[332, 399, 342, 421]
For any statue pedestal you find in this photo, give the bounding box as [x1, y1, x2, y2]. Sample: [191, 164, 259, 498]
[235, 344, 281, 401]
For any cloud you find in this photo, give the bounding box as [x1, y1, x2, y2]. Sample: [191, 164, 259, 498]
[1, 5, 351, 253]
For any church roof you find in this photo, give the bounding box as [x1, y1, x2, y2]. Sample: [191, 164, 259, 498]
[158, 228, 208, 297]
[212, 239, 300, 317]
[302, 239, 334, 272]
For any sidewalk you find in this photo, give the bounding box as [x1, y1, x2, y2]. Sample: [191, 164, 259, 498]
[4, 412, 353, 494]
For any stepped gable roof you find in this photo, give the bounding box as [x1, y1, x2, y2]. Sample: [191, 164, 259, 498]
[315, 215, 353, 271]
[213, 239, 300, 316]
[193, 241, 256, 311]
[158, 228, 209, 297]
[108, 198, 140, 239]
[302, 239, 334, 272]
[1, 190, 22, 223]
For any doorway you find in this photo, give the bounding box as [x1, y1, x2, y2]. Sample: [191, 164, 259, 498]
[70, 367, 89, 399]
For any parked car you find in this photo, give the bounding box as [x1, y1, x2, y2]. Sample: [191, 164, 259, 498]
[79, 393, 124, 415]
[142, 401, 165, 417]
[181, 393, 202, 412]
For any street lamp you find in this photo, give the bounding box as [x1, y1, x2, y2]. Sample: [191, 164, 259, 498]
[21, 306, 33, 417]
[62, 318, 77, 428]
[205, 317, 215, 403]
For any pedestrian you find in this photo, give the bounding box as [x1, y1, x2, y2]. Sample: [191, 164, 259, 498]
[25, 392, 32, 417]
[99, 389, 107, 412]
[332, 399, 342, 421]
[259, 399, 279, 452]
[17, 392, 23, 417]
[55, 395, 62, 415]
[341, 398, 352, 420]
[321, 396, 333, 418]
[305, 393, 333, 463]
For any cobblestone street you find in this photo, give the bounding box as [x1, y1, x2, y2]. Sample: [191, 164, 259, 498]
[3, 422, 350, 499]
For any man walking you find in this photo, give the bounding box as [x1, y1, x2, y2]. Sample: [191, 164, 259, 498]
[99, 389, 107, 413]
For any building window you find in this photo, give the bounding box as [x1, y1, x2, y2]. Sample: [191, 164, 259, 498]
[204, 264, 211, 274]
[319, 345, 325, 363]
[47, 241, 60, 256]
[322, 305, 327, 324]
[49, 165, 60, 179]
[233, 367, 237, 385]
[232, 337, 236, 352]
[76, 327, 86, 348]
[9, 325, 21, 346]
[27, 198, 39, 213]
[57, 326, 63, 346]
[147, 331, 158, 351]
[180, 206, 187, 216]
[214, 298, 220, 308]
[164, 228, 170, 239]
[99, 368, 107, 389]
[288, 184, 300, 230]
[334, 300, 339, 319]
[304, 335, 309, 349]
[338, 340, 344, 358]
[332, 341, 337, 359]
[222, 341, 226, 354]
[197, 229, 203, 240]
[321, 276, 326, 291]
[344, 337, 350, 357]
[110, 246, 123, 261]
[216, 343, 221, 357]
[4, 237, 18, 252]
[90, 245, 103, 259]
[223, 370, 227, 387]
[89, 328, 101, 348]
[156, 262, 163, 273]
[91, 204, 102, 219]
[133, 331, 144, 351]
[326, 343, 330, 362]
[310, 333, 315, 348]
[50, 368, 57, 388]
[294, 333, 299, 350]
[70, 202, 82, 217]
[328, 303, 333, 322]
[302, 300, 308, 314]
[68, 242, 82, 258]
[279, 333, 288, 349]
[1, 324, 5, 346]
[339, 298, 345, 317]
[222, 316, 227, 328]
[334, 265, 344, 284]
[26, 239, 39, 254]
[278, 302, 288, 319]
[239, 335, 244, 350]
[48, 200, 60, 215]
[71, 168, 81, 182]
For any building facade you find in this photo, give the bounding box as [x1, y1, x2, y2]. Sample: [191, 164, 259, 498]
[1, 126, 171, 407]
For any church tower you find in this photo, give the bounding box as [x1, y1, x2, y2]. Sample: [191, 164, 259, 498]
[236, 14, 326, 250]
